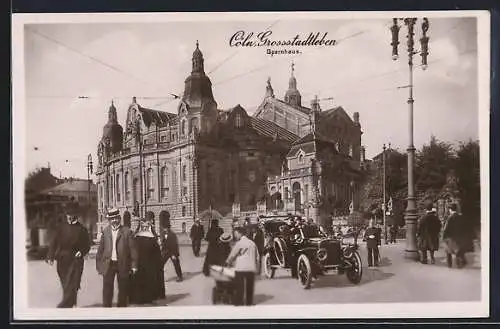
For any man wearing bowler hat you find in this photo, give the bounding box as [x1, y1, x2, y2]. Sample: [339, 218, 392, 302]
[47, 202, 90, 308]
[96, 208, 138, 307]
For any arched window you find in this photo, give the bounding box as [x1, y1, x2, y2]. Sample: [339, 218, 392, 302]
[190, 117, 199, 134]
[182, 164, 187, 182]
[124, 172, 130, 201]
[160, 167, 169, 198]
[235, 113, 243, 128]
[147, 168, 154, 199]
[298, 153, 304, 164]
[116, 174, 121, 202]
[181, 120, 186, 136]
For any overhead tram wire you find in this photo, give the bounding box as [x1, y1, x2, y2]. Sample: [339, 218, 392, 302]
[26, 27, 179, 101]
[300, 46, 478, 102]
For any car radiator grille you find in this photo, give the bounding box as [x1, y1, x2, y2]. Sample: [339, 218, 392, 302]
[322, 241, 342, 265]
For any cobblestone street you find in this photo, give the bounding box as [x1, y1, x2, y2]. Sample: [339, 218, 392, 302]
[28, 239, 481, 308]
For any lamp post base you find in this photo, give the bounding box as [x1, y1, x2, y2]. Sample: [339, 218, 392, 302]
[404, 210, 419, 261]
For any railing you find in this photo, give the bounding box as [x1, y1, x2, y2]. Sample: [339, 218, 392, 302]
[267, 167, 312, 182]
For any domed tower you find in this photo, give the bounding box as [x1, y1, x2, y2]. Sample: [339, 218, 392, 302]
[101, 100, 123, 154]
[284, 61, 302, 108]
[178, 41, 218, 136]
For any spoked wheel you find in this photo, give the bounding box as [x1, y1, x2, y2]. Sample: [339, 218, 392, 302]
[262, 252, 276, 279]
[273, 237, 288, 267]
[297, 254, 312, 289]
[346, 251, 363, 284]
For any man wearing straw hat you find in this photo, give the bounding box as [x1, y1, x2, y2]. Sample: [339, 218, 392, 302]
[96, 208, 138, 307]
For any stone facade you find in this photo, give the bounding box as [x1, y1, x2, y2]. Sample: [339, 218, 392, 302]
[95, 42, 364, 234]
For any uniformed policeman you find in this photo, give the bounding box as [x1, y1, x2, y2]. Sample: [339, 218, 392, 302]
[364, 218, 381, 267]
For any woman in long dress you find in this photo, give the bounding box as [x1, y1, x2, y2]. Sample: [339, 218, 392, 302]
[202, 219, 224, 276]
[129, 218, 165, 305]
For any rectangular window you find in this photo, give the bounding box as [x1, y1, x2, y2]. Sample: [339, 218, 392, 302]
[116, 174, 121, 202]
[147, 168, 154, 200]
[182, 186, 188, 196]
[125, 172, 130, 202]
[182, 206, 186, 217]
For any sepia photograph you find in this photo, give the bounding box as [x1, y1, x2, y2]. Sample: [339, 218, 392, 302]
[12, 11, 490, 320]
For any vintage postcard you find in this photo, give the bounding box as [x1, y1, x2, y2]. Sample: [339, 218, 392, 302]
[12, 11, 490, 320]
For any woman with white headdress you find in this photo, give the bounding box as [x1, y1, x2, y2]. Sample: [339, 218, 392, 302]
[128, 213, 165, 305]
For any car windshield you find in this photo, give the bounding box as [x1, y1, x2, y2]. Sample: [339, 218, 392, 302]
[301, 224, 322, 238]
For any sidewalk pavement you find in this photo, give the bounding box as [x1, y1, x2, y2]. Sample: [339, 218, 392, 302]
[29, 238, 482, 308]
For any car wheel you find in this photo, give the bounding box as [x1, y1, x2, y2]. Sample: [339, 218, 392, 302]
[273, 237, 287, 267]
[346, 250, 363, 284]
[262, 252, 276, 279]
[297, 254, 312, 289]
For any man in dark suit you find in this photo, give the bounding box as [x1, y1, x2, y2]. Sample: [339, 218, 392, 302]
[364, 219, 381, 267]
[162, 222, 183, 282]
[95, 208, 138, 307]
[189, 219, 204, 257]
[46, 203, 90, 308]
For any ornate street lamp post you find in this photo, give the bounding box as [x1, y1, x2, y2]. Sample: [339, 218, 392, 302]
[391, 17, 429, 260]
[86, 153, 93, 240]
[382, 144, 388, 245]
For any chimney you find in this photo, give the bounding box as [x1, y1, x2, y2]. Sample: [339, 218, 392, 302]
[353, 112, 360, 125]
[361, 146, 366, 162]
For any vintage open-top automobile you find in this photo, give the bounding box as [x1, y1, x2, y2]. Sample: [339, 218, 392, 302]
[261, 217, 363, 289]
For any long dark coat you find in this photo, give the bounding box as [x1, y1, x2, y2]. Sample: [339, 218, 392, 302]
[47, 221, 90, 297]
[202, 226, 223, 276]
[443, 212, 474, 253]
[417, 212, 442, 251]
[129, 235, 165, 304]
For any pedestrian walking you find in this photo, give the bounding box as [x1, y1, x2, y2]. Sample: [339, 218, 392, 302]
[129, 217, 165, 305]
[226, 226, 260, 306]
[417, 204, 442, 264]
[443, 203, 473, 268]
[46, 203, 91, 308]
[389, 225, 398, 244]
[190, 219, 205, 257]
[214, 233, 232, 266]
[203, 219, 224, 276]
[95, 208, 138, 308]
[364, 219, 381, 267]
[162, 222, 183, 282]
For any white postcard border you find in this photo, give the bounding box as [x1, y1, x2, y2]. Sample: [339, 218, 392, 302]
[12, 10, 491, 320]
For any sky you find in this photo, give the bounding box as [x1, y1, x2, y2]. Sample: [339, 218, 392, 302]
[23, 15, 479, 180]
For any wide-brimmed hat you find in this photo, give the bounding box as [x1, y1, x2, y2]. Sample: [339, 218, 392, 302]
[219, 233, 232, 243]
[106, 208, 120, 219]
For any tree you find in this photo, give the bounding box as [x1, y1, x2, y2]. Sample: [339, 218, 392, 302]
[454, 139, 480, 227]
[415, 135, 456, 200]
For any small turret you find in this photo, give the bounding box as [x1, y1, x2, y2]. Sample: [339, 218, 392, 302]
[265, 77, 275, 98]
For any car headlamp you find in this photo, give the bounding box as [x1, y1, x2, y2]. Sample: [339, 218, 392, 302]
[316, 248, 328, 262]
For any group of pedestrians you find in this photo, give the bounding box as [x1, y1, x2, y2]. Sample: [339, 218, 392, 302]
[417, 202, 474, 268]
[47, 207, 183, 308]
